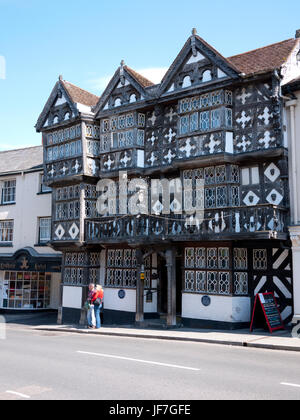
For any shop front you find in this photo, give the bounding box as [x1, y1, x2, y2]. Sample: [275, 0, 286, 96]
[0, 248, 62, 311]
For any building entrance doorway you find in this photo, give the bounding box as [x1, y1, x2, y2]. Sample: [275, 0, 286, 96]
[157, 254, 182, 316]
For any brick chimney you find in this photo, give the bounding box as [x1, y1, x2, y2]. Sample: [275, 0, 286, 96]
[295, 29, 300, 39]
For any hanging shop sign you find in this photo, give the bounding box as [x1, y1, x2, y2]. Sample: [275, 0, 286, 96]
[0, 250, 61, 273]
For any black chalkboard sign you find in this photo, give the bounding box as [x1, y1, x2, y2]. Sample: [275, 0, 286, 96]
[250, 293, 284, 333]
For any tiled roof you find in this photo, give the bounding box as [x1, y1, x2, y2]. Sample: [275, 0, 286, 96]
[124, 66, 155, 88]
[0, 146, 43, 174]
[62, 80, 100, 107]
[227, 38, 299, 76]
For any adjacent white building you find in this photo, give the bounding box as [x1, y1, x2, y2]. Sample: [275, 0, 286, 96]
[283, 75, 300, 325]
[0, 146, 61, 311]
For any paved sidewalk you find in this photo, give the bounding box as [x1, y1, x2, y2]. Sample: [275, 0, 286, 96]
[32, 323, 300, 352]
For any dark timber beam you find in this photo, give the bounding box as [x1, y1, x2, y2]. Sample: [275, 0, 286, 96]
[166, 248, 177, 327]
[135, 249, 144, 323]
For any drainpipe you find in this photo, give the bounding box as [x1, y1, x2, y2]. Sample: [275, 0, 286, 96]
[286, 99, 298, 224]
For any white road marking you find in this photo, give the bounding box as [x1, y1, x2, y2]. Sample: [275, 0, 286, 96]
[6, 391, 31, 399]
[77, 351, 200, 371]
[281, 382, 300, 389]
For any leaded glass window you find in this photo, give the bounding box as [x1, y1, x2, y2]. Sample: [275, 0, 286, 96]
[200, 94, 211, 108]
[191, 97, 200, 110]
[253, 249, 267, 270]
[216, 186, 227, 208]
[126, 114, 134, 128]
[118, 115, 126, 130]
[234, 248, 248, 270]
[230, 186, 240, 207]
[207, 271, 218, 294]
[138, 114, 146, 127]
[200, 111, 210, 131]
[196, 271, 206, 292]
[105, 248, 141, 288]
[207, 248, 218, 269]
[183, 246, 231, 295]
[111, 117, 118, 131]
[234, 272, 248, 295]
[180, 116, 189, 135]
[205, 188, 216, 208]
[211, 91, 222, 105]
[190, 112, 199, 132]
[179, 98, 191, 114]
[211, 109, 221, 129]
[225, 108, 233, 128]
[225, 91, 233, 105]
[137, 130, 145, 146]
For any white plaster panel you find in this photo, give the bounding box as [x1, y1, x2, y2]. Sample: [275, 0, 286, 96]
[144, 290, 157, 313]
[62, 286, 82, 309]
[137, 150, 144, 168]
[225, 132, 233, 153]
[290, 228, 300, 318]
[182, 293, 251, 323]
[104, 288, 136, 313]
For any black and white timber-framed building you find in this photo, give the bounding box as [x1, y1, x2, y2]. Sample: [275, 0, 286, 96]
[35, 29, 300, 328]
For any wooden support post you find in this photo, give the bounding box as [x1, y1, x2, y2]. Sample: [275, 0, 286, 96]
[166, 248, 177, 327]
[135, 249, 144, 323]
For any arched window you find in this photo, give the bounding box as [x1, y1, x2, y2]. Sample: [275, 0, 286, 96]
[129, 94, 137, 103]
[114, 98, 122, 107]
[64, 112, 70, 121]
[53, 116, 59, 125]
[202, 70, 212, 83]
[182, 75, 192, 88]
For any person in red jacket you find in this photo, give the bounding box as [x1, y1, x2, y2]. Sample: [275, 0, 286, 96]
[92, 285, 104, 329]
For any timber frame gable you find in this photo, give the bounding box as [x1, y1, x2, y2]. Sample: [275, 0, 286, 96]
[94, 63, 155, 117]
[36, 77, 80, 132]
[159, 30, 241, 97]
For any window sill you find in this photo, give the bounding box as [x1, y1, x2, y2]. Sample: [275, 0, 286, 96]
[34, 242, 50, 247]
[37, 191, 52, 196]
[177, 127, 232, 140]
[0, 202, 16, 207]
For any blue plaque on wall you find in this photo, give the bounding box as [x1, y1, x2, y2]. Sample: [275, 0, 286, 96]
[201, 296, 211, 307]
[118, 290, 126, 299]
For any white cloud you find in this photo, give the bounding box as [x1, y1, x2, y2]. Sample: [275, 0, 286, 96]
[87, 67, 168, 94]
[138, 67, 168, 84]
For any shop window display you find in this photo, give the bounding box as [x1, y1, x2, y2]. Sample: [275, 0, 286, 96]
[3, 272, 51, 309]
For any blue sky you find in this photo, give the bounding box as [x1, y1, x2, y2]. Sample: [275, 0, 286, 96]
[0, 0, 300, 151]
